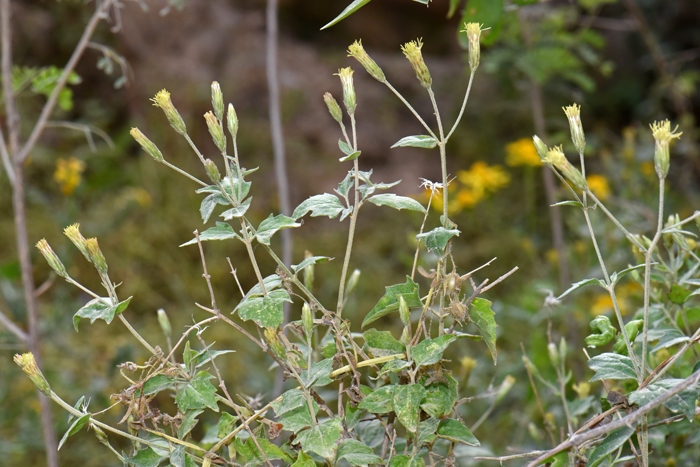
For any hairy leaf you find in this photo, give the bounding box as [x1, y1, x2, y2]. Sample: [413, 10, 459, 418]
[362, 277, 422, 328]
[235, 289, 291, 328]
[391, 135, 438, 149]
[180, 222, 240, 246]
[336, 438, 384, 466]
[358, 385, 396, 414]
[412, 335, 457, 368]
[143, 374, 178, 395]
[178, 409, 204, 439]
[416, 227, 460, 255]
[468, 297, 498, 364]
[321, 0, 373, 30]
[629, 379, 700, 420]
[256, 214, 301, 245]
[124, 447, 163, 467]
[367, 194, 426, 213]
[389, 455, 425, 467]
[292, 452, 317, 467]
[363, 328, 406, 357]
[557, 277, 607, 300]
[393, 384, 426, 433]
[175, 371, 219, 412]
[220, 197, 253, 220]
[436, 419, 480, 446]
[296, 418, 343, 460]
[301, 358, 334, 388]
[73, 296, 132, 331]
[585, 425, 636, 467]
[58, 413, 90, 450]
[293, 194, 345, 220]
[416, 417, 440, 447]
[587, 353, 637, 381]
[291, 256, 333, 275]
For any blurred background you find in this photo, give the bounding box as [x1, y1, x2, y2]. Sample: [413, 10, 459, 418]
[1, 0, 699, 465]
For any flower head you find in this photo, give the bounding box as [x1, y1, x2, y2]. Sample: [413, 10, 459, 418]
[14, 353, 51, 395]
[323, 92, 343, 124]
[151, 89, 187, 135]
[462, 23, 484, 71]
[335, 68, 356, 115]
[505, 138, 542, 167]
[347, 40, 385, 82]
[563, 103, 586, 155]
[649, 120, 682, 179]
[130, 128, 163, 162]
[54, 157, 86, 195]
[64, 223, 91, 262]
[36, 239, 67, 278]
[211, 81, 224, 121]
[227, 103, 239, 140]
[544, 146, 587, 190]
[86, 238, 108, 275]
[204, 111, 227, 154]
[401, 39, 432, 89]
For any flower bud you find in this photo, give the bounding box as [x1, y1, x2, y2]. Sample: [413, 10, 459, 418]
[303, 251, 315, 290]
[532, 135, 549, 161]
[205, 111, 227, 154]
[528, 422, 542, 442]
[544, 146, 587, 191]
[151, 89, 186, 136]
[130, 128, 163, 162]
[86, 238, 108, 275]
[559, 337, 567, 361]
[463, 23, 483, 71]
[264, 327, 287, 361]
[227, 103, 239, 140]
[563, 103, 586, 155]
[211, 81, 224, 121]
[495, 375, 516, 404]
[401, 39, 432, 89]
[92, 425, 109, 445]
[14, 353, 51, 395]
[323, 92, 343, 124]
[302, 302, 313, 341]
[35, 239, 67, 278]
[649, 120, 682, 180]
[335, 68, 356, 115]
[204, 159, 221, 183]
[399, 295, 410, 327]
[157, 308, 172, 337]
[347, 40, 385, 82]
[345, 269, 361, 298]
[64, 224, 91, 263]
[547, 342, 559, 367]
[400, 326, 410, 347]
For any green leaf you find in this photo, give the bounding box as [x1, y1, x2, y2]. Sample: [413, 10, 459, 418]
[468, 297, 498, 364]
[447, 0, 463, 18]
[335, 172, 354, 199]
[291, 256, 333, 275]
[199, 192, 229, 223]
[374, 358, 412, 379]
[220, 197, 253, 220]
[125, 447, 163, 467]
[272, 389, 319, 433]
[536, 451, 569, 467]
[243, 274, 282, 297]
[339, 139, 353, 155]
[393, 384, 426, 433]
[416, 417, 440, 447]
[236, 436, 292, 466]
[67, 396, 86, 424]
[292, 451, 317, 467]
[256, 214, 301, 245]
[416, 227, 460, 255]
[412, 335, 457, 368]
[293, 194, 345, 220]
[296, 418, 343, 460]
[649, 327, 689, 352]
[178, 409, 204, 439]
[301, 358, 334, 388]
[557, 277, 607, 300]
[668, 284, 692, 305]
[609, 263, 648, 286]
[235, 289, 291, 328]
[345, 400, 363, 431]
[585, 425, 636, 467]
[183, 341, 195, 368]
[272, 389, 313, 416]
[587, 353, 637, 381]
[550, 200, 584, 208]
[358, 385, 396, 414]
[58, 413, 90, 450]
[458, 0, 504, 46]
[368, 194, 426, 213]
[321, 0, 373, 30]
[389, 454, 425, 467]
[336, 439, 384, 466]
[629, 379, 700, 421]
[363, 328, 406, 357]
[362, 276, 422, 328]
[169, 445, 186, 467]
[421, 374, 459, 419]
[391, 135, 438, 149]
[340, 150, 362, 162]
[175, 371, 219, 412]
[436, 419, 480, 446]
[30, 66, 82, 111]
[196, 349, 236, 369]
[180, 222, 240, 246]
[143, 374, 178, 395]
[73, 296, 132, 331]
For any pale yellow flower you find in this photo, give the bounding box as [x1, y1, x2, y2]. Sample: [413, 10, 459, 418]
[586, 174, 611, 201]
[54, 157, 85, 195]
[505, 138, 542, 167]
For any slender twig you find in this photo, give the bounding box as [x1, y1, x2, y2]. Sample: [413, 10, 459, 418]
[525, 369, 700, 467]
[479, 267, 519, 294]
[474, 451, 548, 462]
[0, 125, 14, 185]
[648, 326, 700, 385]
[161, 160, 208, 187]
[45, 121, 114, 151]
[17, 0, 115, 163]
[383, 81, 437, 140]
[0, 307, 28, 342]
[444, 70, 476, 141]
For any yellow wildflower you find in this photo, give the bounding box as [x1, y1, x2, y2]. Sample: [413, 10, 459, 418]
[505, 138, 542, 167]
[457, 162, 511, 198]
[586, 174, 611, 201]
[54, 157, 85, 195]
[591, 294, 613, 316]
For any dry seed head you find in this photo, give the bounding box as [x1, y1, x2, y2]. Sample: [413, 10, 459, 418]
[64, 223, 91, 262]
[36, 239, 68, 277]
[151, 89, 187, 135]
[463, 23, 483, 71]
[563, 103, 586, 155]
[323, 92, 343, 124]
[204, 111, 227, 154]
[14, 353, 51, 395]
[401, 39, 432, 89]
[130, 127, 163, 162]
[86, 238, 108, 275]
[347, 40, 385, 82]
[335, 67, 356, 115]
[650, 119, 682, 180]
[227, 103, 239, 140]
[211, 81, 224, 121]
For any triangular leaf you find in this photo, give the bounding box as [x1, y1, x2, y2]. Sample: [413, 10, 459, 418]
[368, 194, 426, 213]
[412, 335, 457, 368]
[585, 425, 636, 467]
[180, 222, 240, 247]
[291, 256, 334, 275]
[220, 197, 253, 220]
[391, 135, 438, 149]
[293, 194, 345, 220]
[363, 328, 406, 357]
[296, 418, 343, 460]
[436, 419, 480, 446]
[362, 277, 422, 328]
[174, 371, 219, 412]
[321, 0, 374, 30]
[588, 353, 637, 381]
[416, 227, 460, 255]
[468, 297, 498, 364]
[73, 296, 132, 331]
[58, 413, 90, 450]
[393, 384, 426, 433]
[235, 289, 291, 328]
[256, 214, 301, 245]
[336, 438, 384, 466]
[124, 447, 163, 467]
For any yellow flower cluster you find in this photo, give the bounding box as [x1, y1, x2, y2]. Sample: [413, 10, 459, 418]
[585, 174, 611, 201]
[505, 138, 542, 167]
[53, 157, 86, 195]
[429, 162, 510, 214]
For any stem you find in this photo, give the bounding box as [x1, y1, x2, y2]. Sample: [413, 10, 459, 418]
[383, 81, 437, 140]
[585, 190, 647, 252]
[117, 315, 157, 355]
[445, 70, 476, 141]
[239, 218, 268, 296]
[162, 160, 208, 187]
